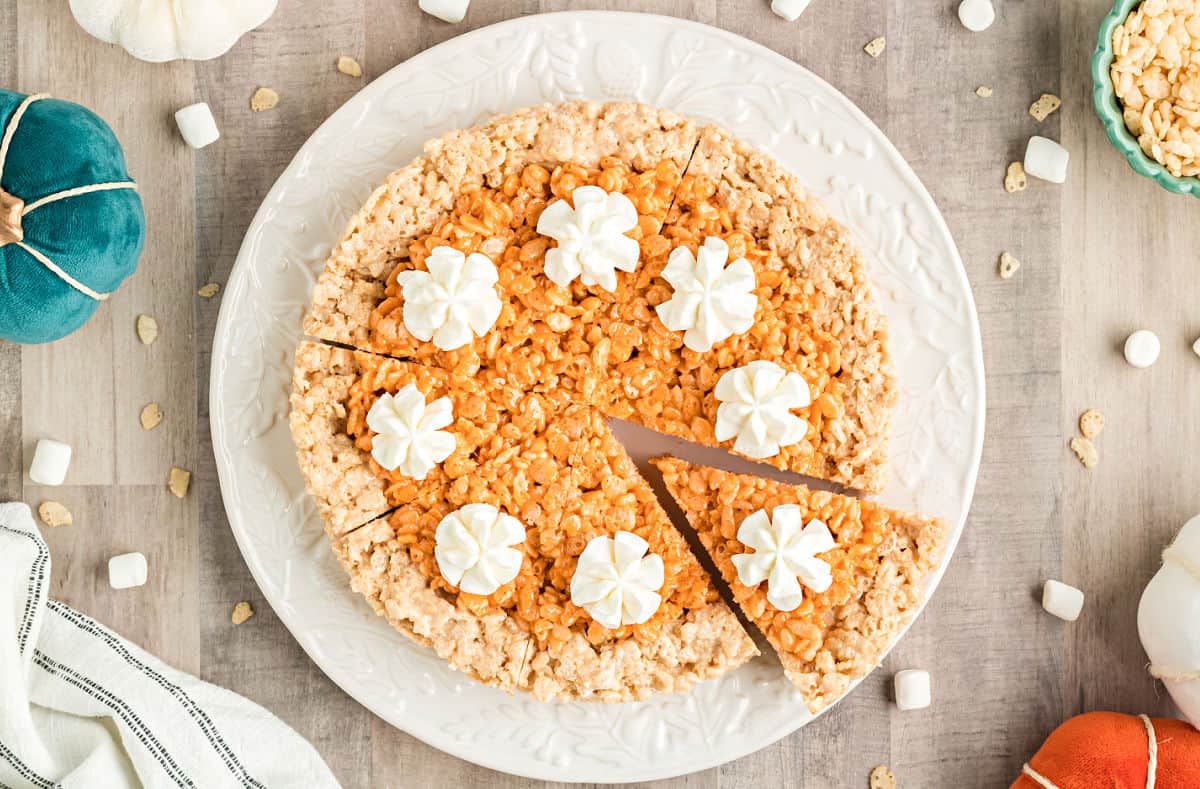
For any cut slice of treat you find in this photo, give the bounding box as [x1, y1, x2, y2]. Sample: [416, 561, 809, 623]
[304, 101, 700, 364]
[653, 456, 946, 714]
[612, 124, 897, 492]
[290, 340, 566, 537]
[331, 405, 758, 701]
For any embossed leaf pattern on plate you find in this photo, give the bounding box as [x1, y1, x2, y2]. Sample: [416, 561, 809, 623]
[209, 13, 984, 784]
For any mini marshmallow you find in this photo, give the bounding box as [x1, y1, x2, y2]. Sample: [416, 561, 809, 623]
[894, 669, 931, 711]
[174, 103, 220, 150]
[1024, 136, 1069, 184]
[419, 0, 469, 23]
[29, 439, 72, 486]
[108, 552, 148, 590]
[958, 0, 995, 32]
[1124, 329, 1161, 368]
[1192, 336, 1200, 358]
[1042, 579, 1085, 622]
[771, 0, 812, 22]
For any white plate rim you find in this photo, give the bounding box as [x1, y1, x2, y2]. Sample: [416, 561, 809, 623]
[209, 11, 986, 783]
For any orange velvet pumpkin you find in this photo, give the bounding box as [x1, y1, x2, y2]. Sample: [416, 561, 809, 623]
[1011, 712, 1200, 789]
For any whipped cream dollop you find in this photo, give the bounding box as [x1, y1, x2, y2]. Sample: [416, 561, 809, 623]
[714, 360, 812, 459]
[434, 504, 526, 595]
[396, 246, 502, 351]
[655, 236, 757, 352]
[570, 531, 665, 628]
[731, 505, 835, 611]
[366, 384, 456, 479]
[535, 186, 640, 292]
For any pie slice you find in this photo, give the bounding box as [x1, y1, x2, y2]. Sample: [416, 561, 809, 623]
[331, 405, 758, 701]
[289, 340, 567, 537]
[653, 456, 946, 713]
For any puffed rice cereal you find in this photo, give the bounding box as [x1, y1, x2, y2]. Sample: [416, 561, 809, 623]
[1111, 0, 1200, 176]
[1005, 161, 1028, 192]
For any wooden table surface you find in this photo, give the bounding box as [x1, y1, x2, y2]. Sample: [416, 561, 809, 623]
[4, 1, 1197, 787]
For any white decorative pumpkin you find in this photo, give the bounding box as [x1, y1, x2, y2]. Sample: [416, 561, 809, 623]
[69, 0, 278, 63]
[1138, 514, 1200, 727]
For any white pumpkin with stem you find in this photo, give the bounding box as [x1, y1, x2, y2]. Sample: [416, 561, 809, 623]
[69, 0, 278, 63]
[1138, 514, 1200, 727]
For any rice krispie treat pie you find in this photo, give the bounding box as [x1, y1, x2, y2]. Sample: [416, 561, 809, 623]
[334, 408, 757, 701]
[653, 456, 946, 713]
[290, 101, 923, 703]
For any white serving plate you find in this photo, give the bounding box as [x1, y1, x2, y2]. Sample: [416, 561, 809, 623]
[210, 12, 985, 783]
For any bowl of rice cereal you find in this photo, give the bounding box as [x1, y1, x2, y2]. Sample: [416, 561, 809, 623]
[1093, 0, 1200, 196]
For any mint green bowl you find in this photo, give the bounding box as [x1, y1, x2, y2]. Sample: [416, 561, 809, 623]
[1092, 0, 1200, 197]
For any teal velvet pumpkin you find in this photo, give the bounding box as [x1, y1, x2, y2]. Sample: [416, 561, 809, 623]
[0, 90, 145, 344]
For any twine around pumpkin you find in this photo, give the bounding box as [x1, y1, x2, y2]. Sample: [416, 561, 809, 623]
[1021, 714, 1159, 789]
[0, 93, 138, 301]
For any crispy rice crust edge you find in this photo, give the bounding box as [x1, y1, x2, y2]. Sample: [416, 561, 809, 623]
[289, 341, 391, 538]
[685, 124, 898, 493]
[333, 512, 759, 702]
[653, 455, 946, 714]
[303, 101, 700, 347]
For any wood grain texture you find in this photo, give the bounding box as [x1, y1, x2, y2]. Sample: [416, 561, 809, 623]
[2, 0, 1193, 787]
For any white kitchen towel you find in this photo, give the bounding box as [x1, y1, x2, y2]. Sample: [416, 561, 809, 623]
[0, 502, 341, 789]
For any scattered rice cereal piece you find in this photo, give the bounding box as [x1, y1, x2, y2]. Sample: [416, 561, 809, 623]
[198, 282, 220, 298]
[976, 85, 993, 98]
[1078, 408, 1104, 439]
[140, 402, 163, 430]
[998, 251, 1020, 279]
[136, 314, 158, 345]
[250, 87, 279, 112]
[336, 56, 363, 78]
[1004, 161, 1027, 192]
[1193, 336, 1200, 358]
[168, 467, 191, 498]
[231, 601, 255, 625]
[1069, 437, 1098, 469]
[864, 37, 886, 58]
[1029, 93, 1062, 121]
[37, 500, 72, 528]
[870, 764, 897, 789]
